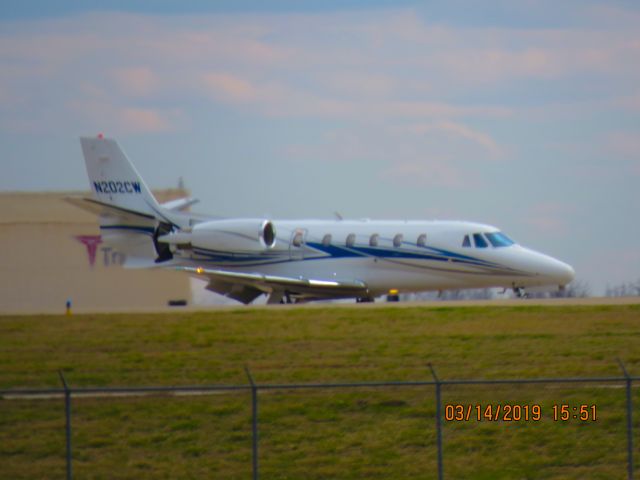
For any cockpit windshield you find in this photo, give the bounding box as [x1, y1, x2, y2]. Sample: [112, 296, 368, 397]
[473, 233, 488, 248]
[485, 232, 515, 247]
[462, 231, 516, 248]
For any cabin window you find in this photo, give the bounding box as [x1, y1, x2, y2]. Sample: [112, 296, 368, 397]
[369, 233, 379, 247]
[346, 233, 356, 247]
[417, 234, 427, 247]
[393, 234, 403, 247]
[485, 232, 515, 247]
[462, 235, 471, 247]
[473, 233, 488, 248]
[292, 231, 304, 247]
[322, 234, 332, 247]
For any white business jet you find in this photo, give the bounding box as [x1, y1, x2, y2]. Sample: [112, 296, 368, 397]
[68, 136, 575, 304]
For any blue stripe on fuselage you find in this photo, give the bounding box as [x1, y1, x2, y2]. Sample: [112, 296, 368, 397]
[191, 240, 503, 268]
[305, 242, 499, 268]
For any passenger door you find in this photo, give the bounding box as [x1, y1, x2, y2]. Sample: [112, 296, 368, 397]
[289, 228, 307, 260]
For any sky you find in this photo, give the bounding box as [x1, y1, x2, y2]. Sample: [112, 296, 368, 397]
[1, 0, 639, 295]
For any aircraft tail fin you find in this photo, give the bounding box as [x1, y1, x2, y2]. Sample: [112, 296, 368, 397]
[80, 136, 161, 217]
[77, 136, 174, 266]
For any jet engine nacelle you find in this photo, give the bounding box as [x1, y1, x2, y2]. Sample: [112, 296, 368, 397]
[159, 218, 276, 253]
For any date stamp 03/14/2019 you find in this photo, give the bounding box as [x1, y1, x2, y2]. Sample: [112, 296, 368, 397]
[444, 404, 598, 423]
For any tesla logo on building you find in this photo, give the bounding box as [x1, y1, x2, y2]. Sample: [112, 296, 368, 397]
[75, 235, 103, 267]
[74, 235, 126, 267]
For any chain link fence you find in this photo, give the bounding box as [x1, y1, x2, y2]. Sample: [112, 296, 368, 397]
[1, 362, 637, 479]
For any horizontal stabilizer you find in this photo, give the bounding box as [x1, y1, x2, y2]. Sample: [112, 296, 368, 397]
[65, 196, 156, 221]
[161, 197, 199, 212]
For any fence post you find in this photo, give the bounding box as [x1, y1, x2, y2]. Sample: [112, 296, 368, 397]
[245, 366, 259, 480]
[428, 364, 444, 480]
[58, 370, 72, 480]
[618, 359, 634, 480]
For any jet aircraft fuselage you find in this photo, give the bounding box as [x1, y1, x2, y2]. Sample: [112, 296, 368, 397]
[69, 136, 575, 304]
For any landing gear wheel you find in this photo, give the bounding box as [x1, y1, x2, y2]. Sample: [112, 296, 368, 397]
[356, 297, 374, 303]
[513, 287, 528, 298]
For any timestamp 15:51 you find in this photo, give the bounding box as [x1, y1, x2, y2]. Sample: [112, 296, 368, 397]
[552, 404, 597, 421]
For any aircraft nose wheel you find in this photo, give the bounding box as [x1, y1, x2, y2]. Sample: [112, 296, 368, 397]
[513, 287, 528, 298]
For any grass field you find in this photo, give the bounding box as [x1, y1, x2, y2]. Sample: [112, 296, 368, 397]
[1, 303, 640, 478]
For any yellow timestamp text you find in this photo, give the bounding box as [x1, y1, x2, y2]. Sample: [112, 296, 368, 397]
[444, 404, 597, 422]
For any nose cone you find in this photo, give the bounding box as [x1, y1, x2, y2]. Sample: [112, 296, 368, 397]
[515, 248, 575, 287]
[553, 260, 575, 286]
[540, 255, 575, 286]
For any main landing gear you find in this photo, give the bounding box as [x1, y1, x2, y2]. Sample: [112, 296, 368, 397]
[267, 290, 294, 304]
[279, 292, 294, 304]
[356, 297, 375, 303]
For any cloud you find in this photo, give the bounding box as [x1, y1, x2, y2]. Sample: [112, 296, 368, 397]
[198, 70, 512, 119]
[284, 119, 504, 189]
[202, 72, 258, 103]
[582, 247, 640, 290]
[583, 4, 640, 29]
[371, 102, 511, 119]
[614, 92, 640, 112]
[381, 159, 471, 188]
[406, 121, 504, 159]
[69, 100, 185, 134]
[323, 72, 395, 97]
[0, 7, 639, 138]
[605, 131, 640, 175]
[607, 131, 640, 158]
[368, 120, 505, 188]
[523, 202, 575, 236]
[434, 41, 631, 86]
[119, 107, 173, 132]
[111, 67, 160, 96]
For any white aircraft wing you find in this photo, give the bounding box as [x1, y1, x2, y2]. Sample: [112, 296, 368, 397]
[176, 266, 369, 304]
